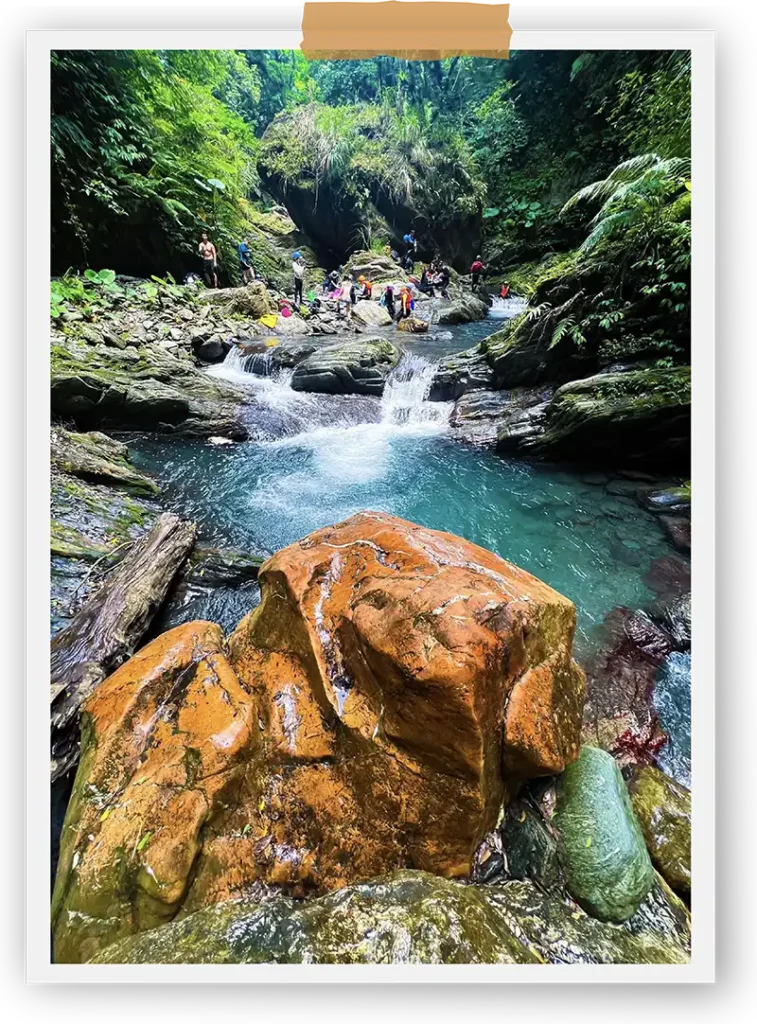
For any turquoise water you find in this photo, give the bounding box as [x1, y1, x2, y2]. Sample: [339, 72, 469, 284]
[128, 322, 678, 657]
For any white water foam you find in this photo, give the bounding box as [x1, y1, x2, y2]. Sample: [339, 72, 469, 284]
[487, 294, 528, 320]
[380, 352, 452, 428]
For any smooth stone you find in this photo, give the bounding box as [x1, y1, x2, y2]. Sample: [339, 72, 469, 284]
[554, 746, 654, 923]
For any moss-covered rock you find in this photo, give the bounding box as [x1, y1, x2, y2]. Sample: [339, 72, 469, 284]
[290, 337, 401, 395]
[50, 465, 160, 635]
[626, 765, 691, 897]
[497, 368, 691, 471]
[554, 746, 654, 922]
[51, 427, 158, 496]
[91, 868, 690, 965]
[51, 343, 247, 438]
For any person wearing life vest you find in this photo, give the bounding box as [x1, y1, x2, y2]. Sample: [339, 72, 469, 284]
[398, 286, 412, 321]
[500, 282, 510, 299]
[358, 275, 373, 300]
[470, 255, 486, 291]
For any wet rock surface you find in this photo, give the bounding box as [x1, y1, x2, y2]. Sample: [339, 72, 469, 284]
[626, 765, 691, 896]
[496, 369, 691, 471]
[91, 868, 690, 966]
[396, 316, 429, 333]
[430, 346, 494, 400]
[451, 385, 554, 447]
[581, 607, 674, 763]
[50, 442, 161, 635]
[553, 746, 654, 922]
[51, 512, 587, 962]
[290, 337, 401, 395]
[436, 294, 489, 324]
[51, 343, 248, 438]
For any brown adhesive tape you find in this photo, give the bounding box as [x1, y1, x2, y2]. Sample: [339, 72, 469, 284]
[301, 2, 512, 60]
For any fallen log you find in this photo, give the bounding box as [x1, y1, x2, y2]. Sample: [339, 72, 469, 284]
[50, 512, 197, 781]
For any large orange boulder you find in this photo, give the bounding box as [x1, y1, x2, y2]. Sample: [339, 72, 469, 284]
[51, 621, 258, 964]
[52, 512, 586, 962]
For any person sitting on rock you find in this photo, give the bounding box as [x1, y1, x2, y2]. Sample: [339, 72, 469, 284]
[419, 266, 435, 297]
[470, 255, 486, 291]
[238, 238, 253, 285]
[358, 275, 373, 300]
[198, 233, 218, 289]
[292, 253, 305, 306]
[500, 281, 510, 299]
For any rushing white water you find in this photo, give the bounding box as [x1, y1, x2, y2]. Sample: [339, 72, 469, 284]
[207, 344, 452, 446]
[488, 293, 528, 319]
[380, 352, 452, 428]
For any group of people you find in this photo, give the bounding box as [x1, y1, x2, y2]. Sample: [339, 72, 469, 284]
[418, 257, 451, 299]
[199, 232, 504, 316]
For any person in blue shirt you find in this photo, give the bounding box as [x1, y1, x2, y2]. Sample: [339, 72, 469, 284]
[238, 238, 253, 285]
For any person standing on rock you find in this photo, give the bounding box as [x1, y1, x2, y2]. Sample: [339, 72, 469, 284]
[358, 275, 373, 300]
[470, 255, 486, 292]
[438, 263, 451, 300]
[381, 284, 396, 320]
[238, 238, 253, 285]
[198, 233, 218, 288]
[292, 252, 305, 307]
[398, 286, 413, 321]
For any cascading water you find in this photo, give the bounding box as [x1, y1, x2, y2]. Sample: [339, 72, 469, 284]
[487, 293, 528, 319]
[207, 345, 381, 441]
[380, 352, 452, 428]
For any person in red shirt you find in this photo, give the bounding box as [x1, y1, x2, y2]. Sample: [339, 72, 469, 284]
[470, 255, 485, 291]
[500, 282, 510, 299]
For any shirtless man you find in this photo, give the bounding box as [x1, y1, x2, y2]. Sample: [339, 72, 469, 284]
[198, 233, 218, 288]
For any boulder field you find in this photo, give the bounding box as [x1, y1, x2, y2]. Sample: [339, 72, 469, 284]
[52, 511, 587, 963]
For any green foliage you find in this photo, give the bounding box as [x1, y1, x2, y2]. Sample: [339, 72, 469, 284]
[259, 101, 485, 230]
[52, 50, 261, 279]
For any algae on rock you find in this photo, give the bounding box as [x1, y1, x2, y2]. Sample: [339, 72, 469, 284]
[553, 746, 654, 922]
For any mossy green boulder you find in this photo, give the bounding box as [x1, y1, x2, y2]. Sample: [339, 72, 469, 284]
[554, 746, 654, 922]
[627, 765, 691, 896]
[497, 368, 690, 471]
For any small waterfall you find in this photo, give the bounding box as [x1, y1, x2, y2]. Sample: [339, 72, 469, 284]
[380, 353, 452, 428]
[211, 344, 277, 379]
[488, 293, 528, 320]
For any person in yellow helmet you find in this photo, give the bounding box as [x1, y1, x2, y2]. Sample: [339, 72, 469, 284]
[357, 275, 373, 300]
